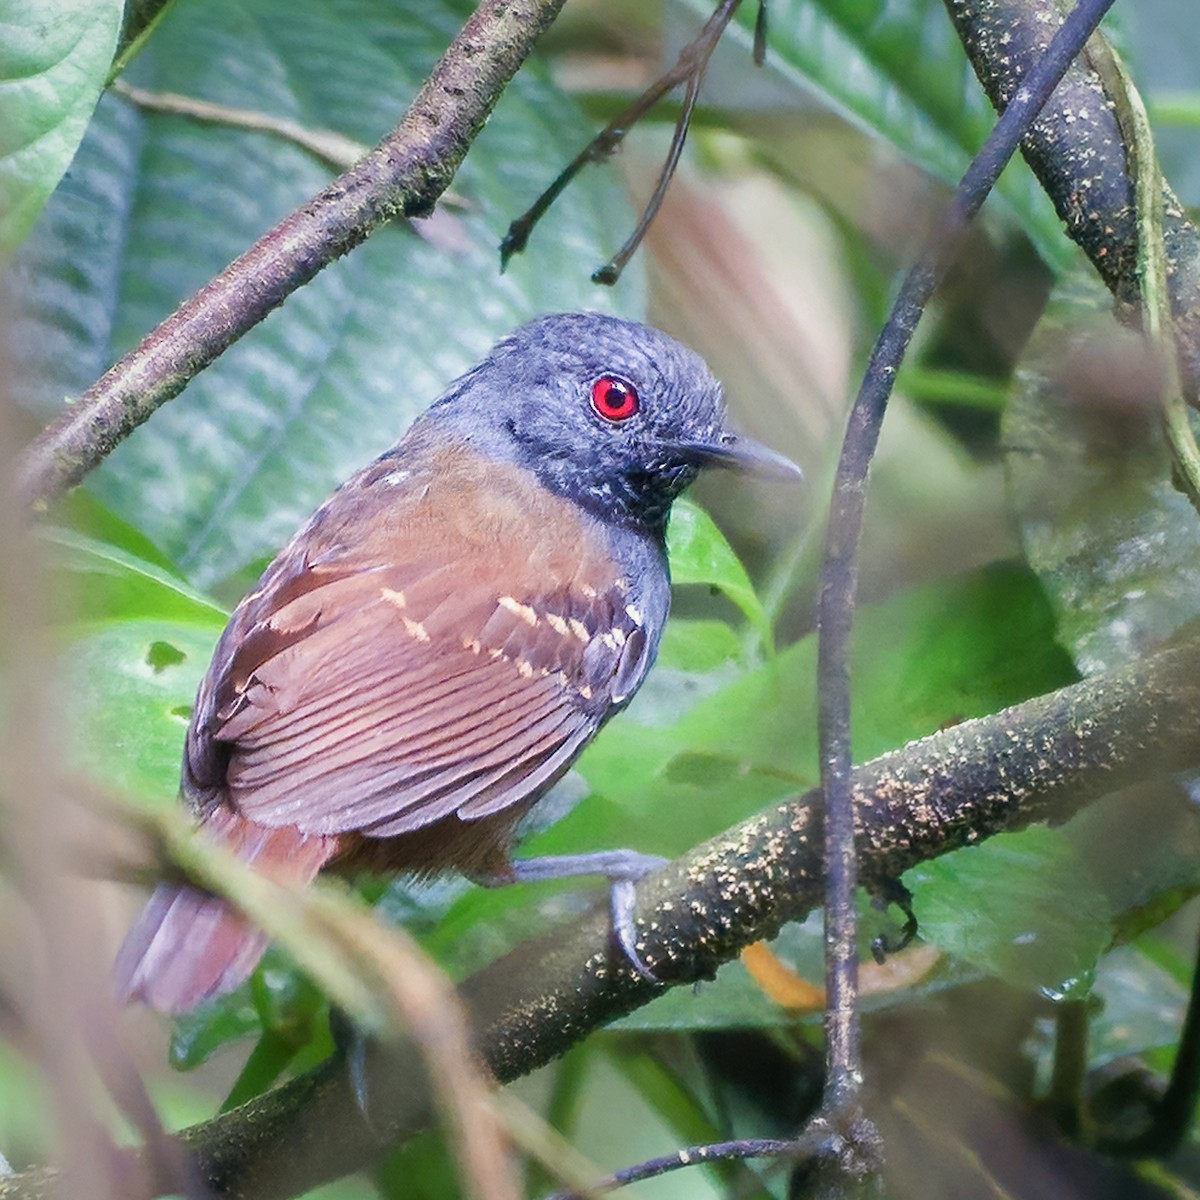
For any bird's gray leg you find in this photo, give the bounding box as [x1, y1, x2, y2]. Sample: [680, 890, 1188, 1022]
[486, 851, 668, 981]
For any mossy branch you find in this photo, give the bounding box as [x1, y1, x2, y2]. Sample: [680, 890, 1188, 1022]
[0, 644, 1184, 1200]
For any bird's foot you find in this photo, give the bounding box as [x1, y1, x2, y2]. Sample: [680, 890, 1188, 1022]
[504, 851, 668, 981]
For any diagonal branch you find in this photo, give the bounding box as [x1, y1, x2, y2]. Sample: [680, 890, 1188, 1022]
[15, 0, 568, 510]
[188, 642, 1200, 1199]
[943, 0, 1200, 388]
[0, 642, 1185, 1200]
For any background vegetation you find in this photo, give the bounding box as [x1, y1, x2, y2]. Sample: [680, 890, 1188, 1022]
[2, 0, 1199, 1196]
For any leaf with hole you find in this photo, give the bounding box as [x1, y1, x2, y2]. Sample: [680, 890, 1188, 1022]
[63, 620, 217, 801]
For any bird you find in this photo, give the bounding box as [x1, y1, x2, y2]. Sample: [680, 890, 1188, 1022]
[114, 311, 801, 1012]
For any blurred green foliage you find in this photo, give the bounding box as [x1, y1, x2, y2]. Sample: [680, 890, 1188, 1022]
[4, 0, 1200, 1196]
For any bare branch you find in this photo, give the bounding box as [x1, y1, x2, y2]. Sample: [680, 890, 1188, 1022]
[943, 0, 1200, 389]
[16, 0, 568, 509]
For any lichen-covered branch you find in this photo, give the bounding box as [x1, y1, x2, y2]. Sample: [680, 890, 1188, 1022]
[15, 0, 568, 509]
[943, 0, 1200, 388]
[1, 643, 1181, 1200]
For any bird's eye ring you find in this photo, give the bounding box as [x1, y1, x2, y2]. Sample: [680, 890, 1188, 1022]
[590, 375, 640, 422]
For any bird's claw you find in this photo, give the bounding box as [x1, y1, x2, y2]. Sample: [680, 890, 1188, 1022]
[505, 850, 667, 981]
[611, 878, 658, 982]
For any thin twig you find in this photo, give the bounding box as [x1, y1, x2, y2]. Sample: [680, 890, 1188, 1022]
[110, 78, 371, 169]
[814, 0, 1118, 1171]
[542, 1135, 818, 1200]
[591, 67, 705, 284]
[752, 0, 769, 66]
[500, 0, 746, 283]
[16, 0, 569, 509]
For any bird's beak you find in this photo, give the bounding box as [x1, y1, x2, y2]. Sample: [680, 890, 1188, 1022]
[672, 431, 803, 482]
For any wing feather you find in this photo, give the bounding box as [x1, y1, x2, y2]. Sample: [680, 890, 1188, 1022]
[186, 447, 659, 844]
[204, 571, 623, 838]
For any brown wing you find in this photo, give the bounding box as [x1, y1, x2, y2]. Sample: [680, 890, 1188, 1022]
[184, 442, 652, 840]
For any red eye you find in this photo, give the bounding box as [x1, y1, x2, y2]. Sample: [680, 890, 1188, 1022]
[590, 375, 640, 422]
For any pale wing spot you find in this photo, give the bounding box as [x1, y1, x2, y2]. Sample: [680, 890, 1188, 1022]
[569, 618, 591, 644]
[625, 603, 644, 626]
[611, 627, 627, 647]
[498, 595, 539, 626]
[380, 587, 407, 609]
[401, 616, 431, 643]
[546, 613, 570, 636]
[578, 685, 593, 700]
[462, 636, 483, 654]
[580, 584, 598, 599]
[516, 659, 535, 679]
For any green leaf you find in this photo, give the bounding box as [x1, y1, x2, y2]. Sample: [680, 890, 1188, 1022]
[1005, 263, 1200, 674]
[170, 945, 331, 1077]
[169, 990, 264, 1072]
[655, 617, 743, 674]
[534, 561, 1076, 859]
[667, 498, 771, 643]
[1090, 945, 1190, 1066]
[63, 619, 218, 800]
[906, 825, 1112, 995]
[678, 0, 1071, 271]
[1065, 783, 1200, 945]
[0, 0, 122, 255]
[7, 0, 642, 588]
[605, 1046, 731, 1174]
[48, 490, 180, 570]
[39, 527, 228, 628]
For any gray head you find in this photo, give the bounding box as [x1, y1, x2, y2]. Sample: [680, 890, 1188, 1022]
[424, 312, 799, 536]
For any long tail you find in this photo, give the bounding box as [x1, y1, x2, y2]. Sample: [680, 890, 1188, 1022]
[114, 807, 338, 1013]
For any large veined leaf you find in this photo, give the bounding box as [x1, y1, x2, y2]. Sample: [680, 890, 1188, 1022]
[675, 0, 1072, 271]
[906, 824, 1112, 996]
[65, 619, 219, 802]
[0, 0, 122, 255]
[6, 0, 641, 588]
